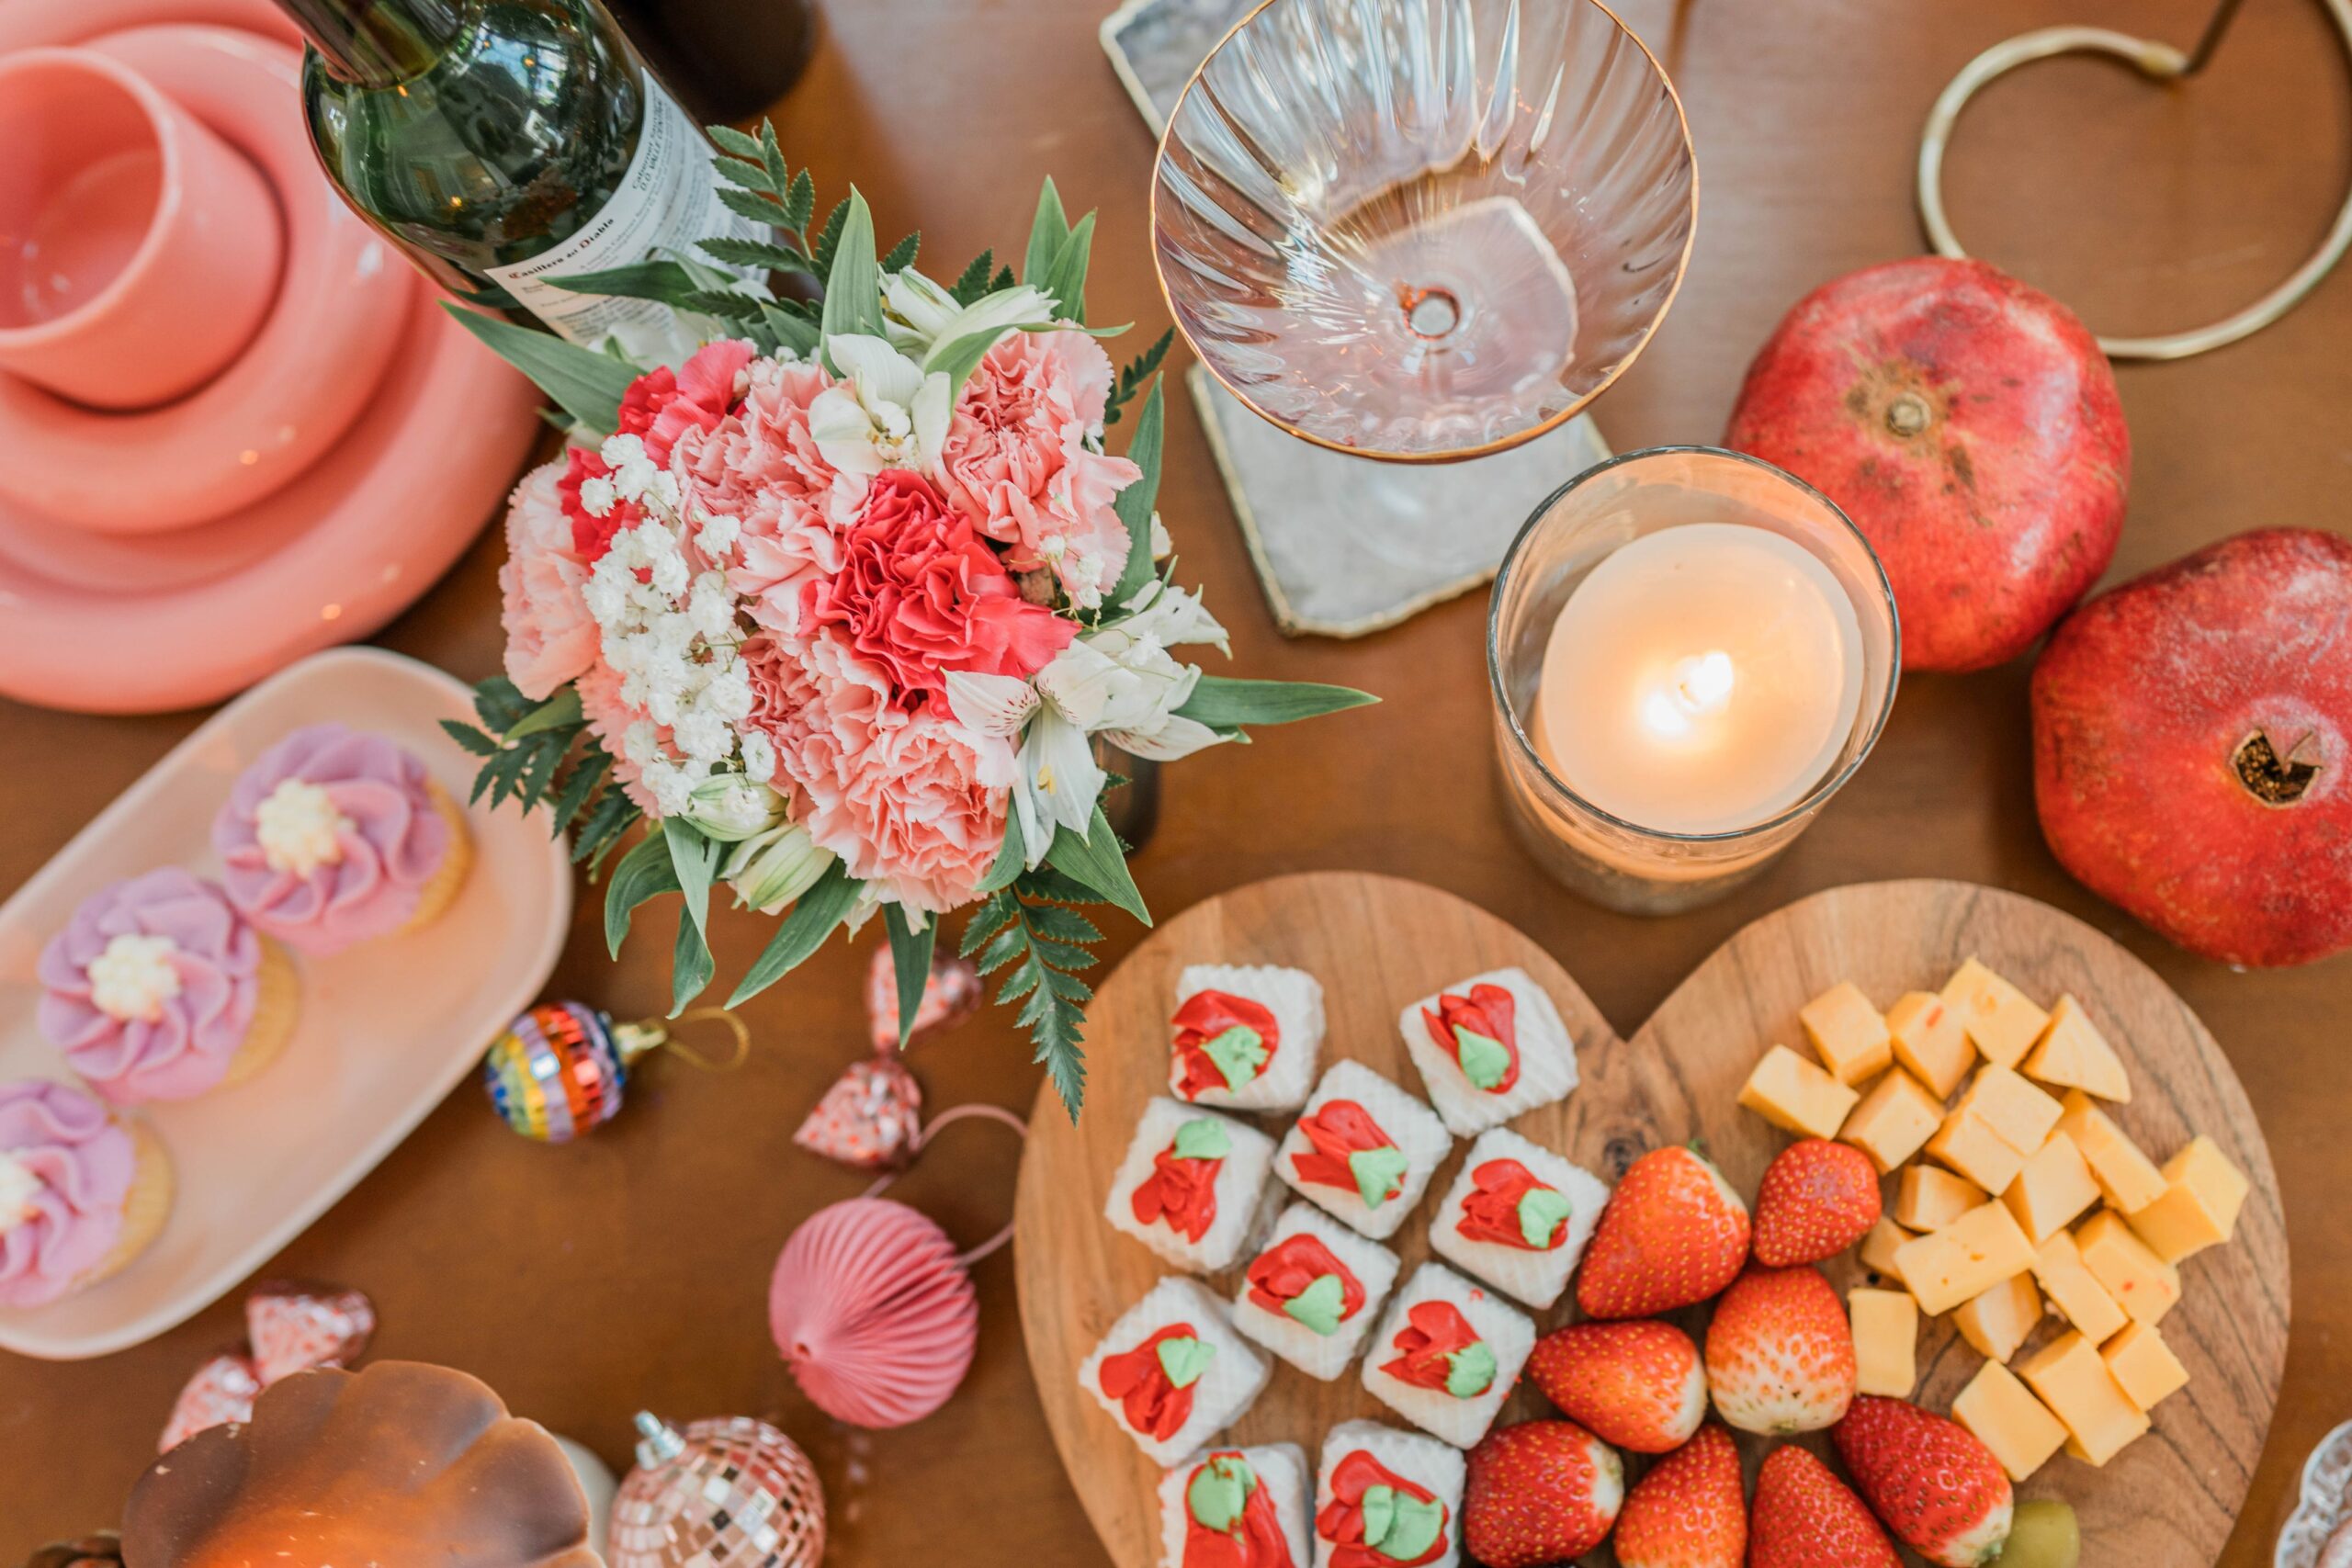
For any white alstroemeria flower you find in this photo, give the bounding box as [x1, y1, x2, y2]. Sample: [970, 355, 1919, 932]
[1108, 580, 1230, 654]
[944, 671, 1040, 739]
[808, 334, 949, 480]
[725, 821, 837, 913]
[1011, 704, 1104, 859]
[1029, 583, 1230, 764]
[881, 267, 963, 353]
[883, 271, 1063, 365]
[684, 775, 788, 841]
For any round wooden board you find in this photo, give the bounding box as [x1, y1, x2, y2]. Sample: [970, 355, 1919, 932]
[1014, 874, 2287, 1567]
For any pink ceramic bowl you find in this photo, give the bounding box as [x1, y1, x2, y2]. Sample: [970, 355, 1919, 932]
[0, 46, 281, 410]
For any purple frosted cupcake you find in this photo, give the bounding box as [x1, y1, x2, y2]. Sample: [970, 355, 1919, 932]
[38, 870, 299, 1104]
[0, 1079, 173, 1308]
[210, 725, 473, 956]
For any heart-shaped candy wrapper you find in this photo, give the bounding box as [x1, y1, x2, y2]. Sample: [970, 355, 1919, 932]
[795, 1055, 923, 1168]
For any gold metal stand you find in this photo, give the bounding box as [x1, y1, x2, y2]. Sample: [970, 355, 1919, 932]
[1917, 0, 2352, 359]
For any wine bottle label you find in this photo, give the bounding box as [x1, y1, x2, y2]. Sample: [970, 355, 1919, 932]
[484, 75, 762, 363]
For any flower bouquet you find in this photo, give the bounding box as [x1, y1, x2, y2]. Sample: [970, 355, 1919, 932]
[443, 124, 1373, 1117]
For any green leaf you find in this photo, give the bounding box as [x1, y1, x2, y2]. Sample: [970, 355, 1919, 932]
[707, 124, 764, 161]
[975, 811, 1027, 895]
[1036, 209, 1095, 324]
[571, 788, 641, 875]
[780, 168, 816, 234]
[503, 687, 582, 740]
[727, 863, 861, 1006]
[884, 906, 938, 1049]
[1044, 807, 1149, 926]
[757, 118, 790, 197]
[1174, 676, 1379, 729]
[470, 675, 534, 730]
[820, 191, 884, 362]
[440, 719, 501, 759]
[949, 248, 996, 306]
[670, 908, 715, 1015]
[678, 288, 767, 322]
[880, 230, 921, 273]
[663, 818, 720, 939]
[548, 748, 610, 835]
[1106, 378, 1164, 610]
[1023, 177, 1070, 285]
[927, 324, 1023, 392]
[809, 199, 850, 276]
[604, 830, 680, 958]
[544, 259, 705, 306]
[442, 304, 637, 434]
[1104, 328, 1173, 427]
[717, 185, 787, 228]
[697, 235, 816, 275]
[712, 152, 773, 193]
[760, 301, 821, 357]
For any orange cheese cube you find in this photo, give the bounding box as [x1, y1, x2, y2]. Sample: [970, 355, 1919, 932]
[2019, 1329, 2151, 1466]
[2002, 1132, 2102, 1246]
[2054, 1091, 2167, 1213]
[2076, 1211, 2181, 1326]
[1887, 989, 1974, 1099]
[1801, 981, 1893, 1085]
[1738, 1044, 1860, 1140]
[1952, 1064, 2064, 1156]
[2030, 1231, 2129, 1344]
[1941, 958, 2051, 1068]
[1951, 1271, 2042, 1363]
[1842, 1068, 1943, 1173]
[1927, 1108, 2029, 1195]
[1859, 1216, 1912, 1284]
[2101, 1321, 2190, 1412]
[1953, 1360, 2070, 1483]
[1849, 1288, 1918, 1397]
[1894, 1201, 2037, 1315]
[1895, 1165, 1986, 1232]
[2128, 1134, 2250, 1263]
[2021, 995, 2131, 1103]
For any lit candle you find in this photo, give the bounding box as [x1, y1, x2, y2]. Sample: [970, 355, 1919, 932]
[1532, 523, 1864, 835]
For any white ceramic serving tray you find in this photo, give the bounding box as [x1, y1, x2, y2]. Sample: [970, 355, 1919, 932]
[0, 648, 573, 1359]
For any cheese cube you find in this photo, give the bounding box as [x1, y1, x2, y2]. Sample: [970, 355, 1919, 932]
[1894, 1165, 1986, 1232]
[1849, 1288, 1917, 1397]
[2030, 1231, 2128, 1345]
[1941, 958, 2052, 1068]
[2076, 1212, 2181, 1326]
[1887, 989, 1974, 1099]
[1738, 1045, 1860, 1141]
[1951, 1271, 2042, 1362]
[2054, 1091, 2167, 1213]
[1842, 1069, 1943, 1173]
[1953, 1064, 2064, 1156]
[1801, 982, 1893, 1085]
[1894, 1201, 2036, 1316]
[1858, 1216, 1912, 1284]
[2101, 1321, 2190, 1413]
[2021, 995, 2131, 1102]
[1953, 1360, 2070, 1483]
[2002, 1132, 2101, 1246]
[2019, 1329, 2151, 1466]
[1927, 1108, 2029, 1195]
[2128, 1135, 2251, 1263]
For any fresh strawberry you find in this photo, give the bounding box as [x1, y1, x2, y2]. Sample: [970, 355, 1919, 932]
[1703, 1264, 1855, 1434]
[1463, 1418, 1624, 1567]
[1748, 1444, 1899, 1568]
[1612, 1423, 1747, 1568]
[1525, 1320, 1707, 1454]
[1576, 1145, 1751, 1318]
[1751, 1138, 1882, 1266]
[1833, 1394, 2015, 1565]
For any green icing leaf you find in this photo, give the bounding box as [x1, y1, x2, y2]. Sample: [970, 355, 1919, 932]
[1452, 1025, 1511, 1091]
[1517, 1186, 1575, 1249]
[1444, 1340, 1498, 1399]
[1156, 1335, 1214, 1389]
[1374, 1494, 1445, 1562]
[1187, 1454, 1253, 1532]
[1281, 1274, 1348, 1337]
[1202, 1026, 1268, 1090]
[1347, 1146, 1411, 1210]
[1360, 1485, 1396, 1551]
[1172, 1119, 1231, 1161]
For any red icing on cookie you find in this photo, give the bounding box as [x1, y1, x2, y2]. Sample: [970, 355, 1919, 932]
[1289, 1101, 1396, 1196]
[1245, 1233, 1366, 1322]
[1171, 990, 1281, 1100]
[1420, 983, 1521, 1094]
[1098, 1324, 1199, 1440]
[1455, 1158, 1566, 1251]
[1317, 1450, 1447, 1568]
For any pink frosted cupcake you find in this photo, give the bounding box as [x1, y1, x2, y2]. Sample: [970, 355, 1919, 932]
[0, 1079, 174, 1308]
[210, 724, 474, 956]
[38, 870, 299, 1103]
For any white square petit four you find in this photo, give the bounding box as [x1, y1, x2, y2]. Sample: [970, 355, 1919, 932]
[1170, 964, 1326, 1112]
[1359, 1261, 1534, 1450]
[1398, 966, 1579, 1136]
[1106, 1098, 1280, 1271]
[1080, 1276, 1272, 1468]
[1274, 1061, 1451, 1242]
[1313, 1420, 1466, 1568]
[1427, 1127, 1611, 1310]
[1232, 1201, 1400, 1381]
[1158, 1443, 1313, 1568]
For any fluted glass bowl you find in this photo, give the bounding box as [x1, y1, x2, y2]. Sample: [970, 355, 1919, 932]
[1152, 0, 1696, 462]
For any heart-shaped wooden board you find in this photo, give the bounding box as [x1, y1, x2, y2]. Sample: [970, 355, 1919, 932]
[1014, 874, 2287, 1566]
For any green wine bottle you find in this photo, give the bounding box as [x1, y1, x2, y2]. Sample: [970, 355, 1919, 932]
[277, 0, 760, 359]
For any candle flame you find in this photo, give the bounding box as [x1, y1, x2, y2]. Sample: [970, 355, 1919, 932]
[1639, 651, 1736, 739]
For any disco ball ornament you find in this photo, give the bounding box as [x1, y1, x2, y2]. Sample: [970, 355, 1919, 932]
[480, 1002, 662, 1143]
[768, 1196, 978, 1429]
[606, 1413, 826, 1568]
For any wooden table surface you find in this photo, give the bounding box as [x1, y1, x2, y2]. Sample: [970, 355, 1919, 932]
[3, 0, 2346, 1560]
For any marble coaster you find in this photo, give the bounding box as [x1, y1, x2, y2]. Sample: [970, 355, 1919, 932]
[1106, 0, 1614, 638]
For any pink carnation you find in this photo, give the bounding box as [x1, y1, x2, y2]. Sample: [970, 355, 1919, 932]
[619, 337, 754, 464]
[747, 632, 1014, 913]
[941, 329, 1142, 607]
[802, 469, 1073, 707]
[576, 662, 659, 815]
[497, 461, 600, 700]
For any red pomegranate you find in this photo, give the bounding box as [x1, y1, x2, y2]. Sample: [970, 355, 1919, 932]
[2033, 528, 2352, 968]
[1725, 257, 2131, 672]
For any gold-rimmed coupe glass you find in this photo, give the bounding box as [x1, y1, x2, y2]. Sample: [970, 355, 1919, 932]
[1150, 0, 1698, 463]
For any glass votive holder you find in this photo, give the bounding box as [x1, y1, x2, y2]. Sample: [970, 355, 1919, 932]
[1487, 446, 1901, 914]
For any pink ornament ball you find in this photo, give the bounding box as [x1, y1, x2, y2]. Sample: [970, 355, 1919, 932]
[768, 1198, 977, 1429]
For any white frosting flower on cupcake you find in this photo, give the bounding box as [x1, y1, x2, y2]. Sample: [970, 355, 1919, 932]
[85, 933, 183, 1023]
[254, 779, 354, 877]
[0, 1149, 39, 1229]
